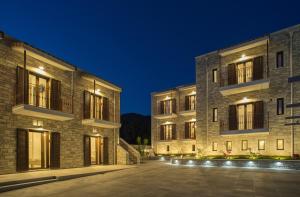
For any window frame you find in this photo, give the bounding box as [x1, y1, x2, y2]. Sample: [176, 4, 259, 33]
[277, 139, 284, 150]
[258, 139, 265, 150]
[185, 121, 196, 139]
[166, 145, 170, 152]
[213, 108, 218, 122]
[212, 68, 218, 83]
[276, 51, 284, 68]
[241, 140, 248, 151]
[192, 144, 196, 152]
[236, 60, 253, 84]
[212, 142, 218, 151]
[277, 98, 284, 115]
[226, 141, 232, 152]
[236, 102, 254, 130]
[186, 95, 196, 111]
[160, 124, 175, 141]
[160, 99, 174, 114]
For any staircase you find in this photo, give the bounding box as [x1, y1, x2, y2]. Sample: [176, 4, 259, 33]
[119, 138, 141, 164]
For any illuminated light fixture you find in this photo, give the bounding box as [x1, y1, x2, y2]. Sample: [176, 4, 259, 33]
[191, 90, 196, 95]
[190, 118, 196, 122]
[39, 66, 44, 70]
[275, 161, 283, 167]
[242, 97, 249, 103]
[241, 54, 246, 58]
[165, 96, 170, 100]
[188, 160, 194, 164]
[160, 157, 165, 161]
[95, 89, 100, 94]
[174, 160, 179, 164]
[92, 128, 98, 133]
[165, 121, 171, 124]
[204, 160, 211, 165]
[225, 161, 232, 165]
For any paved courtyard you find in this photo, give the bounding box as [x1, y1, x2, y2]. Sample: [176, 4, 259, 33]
[1, 160, 300, 197]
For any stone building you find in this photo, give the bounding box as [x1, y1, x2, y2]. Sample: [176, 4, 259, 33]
[151, 85, 196, 155]
[0, 32, 135, 175]
[152, 24, 300, 157]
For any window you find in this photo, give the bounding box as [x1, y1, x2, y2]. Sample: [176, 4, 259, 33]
[237, 61, 253, 84]
[212, 142, 218, 151]
[167, 145, 170, 152]
[28, 73, 50, 108]
[160, 124, 175, 140]
[192, 145, 196, 152]
[212, 69, 218, 83]
[185, 95, 196, 111]
[160, 99, 175, 114]
[258, 140, 265, 150]
[277, 98, 284, 115]
[276, 51, 284, 68]
[237, 103, 253, 130]
[213, 108, 218, 122]
[241, 140, 248, 151]
[184, 121, 196, 139]
[277, 139, 284, 150]
[226, 141, 232, 152]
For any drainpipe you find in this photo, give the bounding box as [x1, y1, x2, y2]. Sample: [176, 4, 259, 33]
[93, 80, 96, 118]
[206, 57, 209, 149]
[289, 31, 294, 158]
[113, 91, 116, 164]
[23, 50, 26, 103]
[71, 71, 74, 114]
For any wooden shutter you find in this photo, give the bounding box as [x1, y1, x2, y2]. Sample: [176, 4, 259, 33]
[103, 97, 109, 121]
[185, 96, 189, 111]
[50, 79, 61, 110]
[160, 125, 164, 140]
[254, 101, 264, 129]
[16, 129, 29, 172]
[253, 56, 264, 80]
[83, 91, 91, 119]
[50, 132, 60, 169]
[228, 105, 237, 130]
[185, 122, 190, 139]
[172, 124, 176, 140]
[103, 137, 109, 165]
[84, 135, 91, 166]
[159, 101, 164, 114]
[172, 99, 176, 113]
[227, 63, 237, 85]
[16, 66, 29, 105]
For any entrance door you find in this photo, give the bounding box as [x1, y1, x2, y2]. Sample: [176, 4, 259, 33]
[28, 130, 49, 169]
[84, 136, 102, 166]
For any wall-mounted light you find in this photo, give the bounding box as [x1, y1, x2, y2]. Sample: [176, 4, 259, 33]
[165, 96, 170, 100]
[242, 97, 248, 103]
[191, 90, 196, 95]
[95, 89, 100, 94]
[39, 66, 44, 70]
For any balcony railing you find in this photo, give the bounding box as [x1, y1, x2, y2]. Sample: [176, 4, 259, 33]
[26, 83, 73, 114]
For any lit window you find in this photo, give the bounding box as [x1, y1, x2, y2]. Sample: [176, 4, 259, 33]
[185, 121, 196, 139]
[241, 140, 248, 151]
[237, 103, 253, 130]
[160, 99, 176, 114]
[277, 139, 284, 150]
[212, 69, 218, 83]
[277, 98, 284, 115]
[258, 140, 265, 150]
[160, 124, 175, 140]
[226, 141, 232, 151]
[212, 142, 218, 151]
[276, 51, 284, 68]
[213, 108, 218, 122]
[237, 61, 253, 84]
[185, 95, 196, 111]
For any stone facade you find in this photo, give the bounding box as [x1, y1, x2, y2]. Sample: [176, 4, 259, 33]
[0, 33, 123, 174]
[152, 24, 300, 157]
[151, 85, 197, 155]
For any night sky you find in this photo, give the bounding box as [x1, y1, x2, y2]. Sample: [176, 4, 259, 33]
[1, 0, 300, 115]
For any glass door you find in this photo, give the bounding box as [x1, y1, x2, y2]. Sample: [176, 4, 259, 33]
[28, 131, 49, 169]
[90, 137, 101, 165]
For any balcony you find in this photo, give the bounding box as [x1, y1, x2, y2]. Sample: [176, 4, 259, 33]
[219, 119, 268, 136]
[82, 118, 121, 129]
[153, 113, 177, 119]
[13, 84, 74, 121]
[179, 110, 196, 116]
[220, 79, 270, 96]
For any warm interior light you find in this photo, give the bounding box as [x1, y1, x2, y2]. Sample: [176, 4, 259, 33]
[242, 97, 248, 102]
[241, 54, 246, 58]
[39, 66, 44, 70]
[165, 96, 170, 100]
[191, 90, 196, 95]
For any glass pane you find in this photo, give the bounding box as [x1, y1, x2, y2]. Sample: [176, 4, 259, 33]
[38, 78, 47, 108]
[90, 137, 97, 164]
[245, 61, 253, 82]
[29, 74, 37, 106]
[238, 105, 245, 130]
[237, 63, 244, 84]
[246, 104, 253, 129]
[29, 132, 42, 169]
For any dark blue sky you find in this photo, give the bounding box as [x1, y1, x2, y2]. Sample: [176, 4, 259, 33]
[1, 0, 300, 115]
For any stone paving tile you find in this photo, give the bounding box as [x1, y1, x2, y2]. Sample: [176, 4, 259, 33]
[1, 161, 300, 197]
